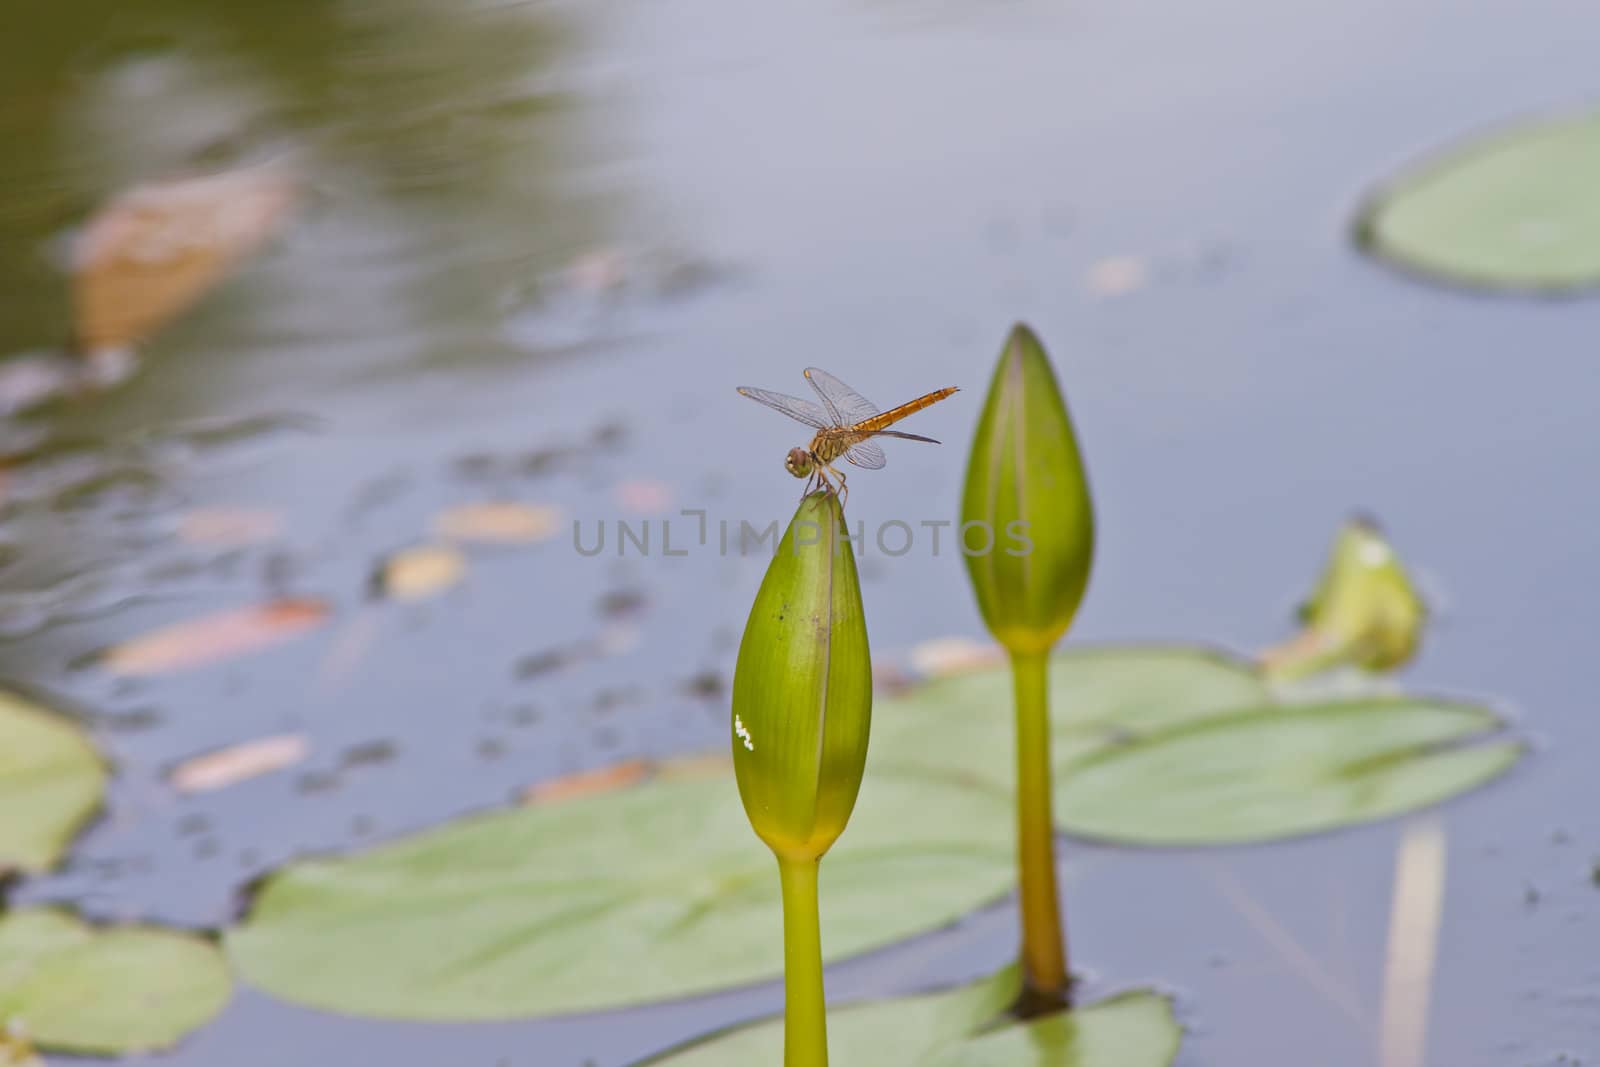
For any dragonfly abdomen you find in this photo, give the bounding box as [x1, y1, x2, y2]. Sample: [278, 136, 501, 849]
[857, 387, 959, 432]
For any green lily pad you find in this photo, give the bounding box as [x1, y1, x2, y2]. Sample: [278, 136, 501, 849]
[639, 967, 1179, 1067]
[228, 768, 1015, 1020]
[228, 647, 1259, 1020]
[872, 646, 1269, 785]
[0, 908, 232, 1055]
[1358, 111, 1600, 291]
[227, 645, 1522, 1019]
[1055, 699, 1524, 845]
[0, 691, 106, 874]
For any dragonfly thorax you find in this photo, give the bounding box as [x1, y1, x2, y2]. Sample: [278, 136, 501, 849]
[784, 447, 814, 479]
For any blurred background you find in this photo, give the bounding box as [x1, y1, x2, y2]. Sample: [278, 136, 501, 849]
[1, 0, 1597, 1064]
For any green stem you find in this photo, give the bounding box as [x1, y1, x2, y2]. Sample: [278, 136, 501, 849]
[1012, 648, 1070, 1011]
[778, 855, 828, 1067]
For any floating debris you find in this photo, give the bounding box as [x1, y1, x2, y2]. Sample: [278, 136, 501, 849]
[168, 734, 309, 793]
[615, 479, 673, 514]
[433, 501, 560, 545]
[1085, 254, 1150, 298]
[521, 759, 651, 804]
[74, 162, 297, 354]
[373, 545, 466, 602]
[907, 636, 1005, 679]
[98, 598, 330, 676]
[177, 508, 282, 548]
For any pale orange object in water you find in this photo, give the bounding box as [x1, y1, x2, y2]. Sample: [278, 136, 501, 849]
[522, 759, 652, 804]
[74, 163, 297, 353]
[100, 598, 329, 677]
[168, 734, 310, 793]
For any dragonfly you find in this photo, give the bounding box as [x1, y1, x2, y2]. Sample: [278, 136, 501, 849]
[737, 368, 959, 502]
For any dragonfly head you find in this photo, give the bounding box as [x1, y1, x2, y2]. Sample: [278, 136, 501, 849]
[784, 447, 813, 479]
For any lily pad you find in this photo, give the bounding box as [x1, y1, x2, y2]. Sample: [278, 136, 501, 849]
[1055, 699, 1524, 845]
[227, 646, 1522, 1019]
[0, 691, 105, 874]
[1358, 111, 1600, 291]
[228, 768, 1015, 1020]
[639, 967, 1179, 1067]
[0, 908, 232, 1054]
[872, 645, 1270, 786]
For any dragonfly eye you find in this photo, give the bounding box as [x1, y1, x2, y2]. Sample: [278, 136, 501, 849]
[785, 448, 812, 478]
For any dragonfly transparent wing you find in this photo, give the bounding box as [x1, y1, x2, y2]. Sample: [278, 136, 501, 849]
[844, 439, 887, 469]
[736, 386, 832, 429]
[803, 368, 880, 427]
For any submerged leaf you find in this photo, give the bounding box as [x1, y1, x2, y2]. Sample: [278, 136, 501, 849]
[168, 734, 309, 793]
[99, 599, 330, 676]
[1358, 111, 1600, 291]
[641, 968, 1179, 1067]
[432, 502, 560, 545]
[374, 545, 467, 601]
[1084, 255, 1149, 298]
[0, 693, 105, 874]
[74, 163, 297, 352]
[520, 759, 652, 803]
[0, 909, 231, 1055]
[177, 508, 282, 547]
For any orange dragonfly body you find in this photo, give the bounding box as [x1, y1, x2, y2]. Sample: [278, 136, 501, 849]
[737, 368, 959, 501]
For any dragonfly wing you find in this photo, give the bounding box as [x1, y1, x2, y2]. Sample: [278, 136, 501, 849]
[844, 438, 887, 469]
[804, 368, 880, 426]
[736, 386, 832, 429]
[872, 430, 940, 444]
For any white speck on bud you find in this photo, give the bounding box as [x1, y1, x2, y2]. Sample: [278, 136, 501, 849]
[734, 715, 754, 751]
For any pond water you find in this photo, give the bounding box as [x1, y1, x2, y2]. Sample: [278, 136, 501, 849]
[2, 0, 1598, 1064]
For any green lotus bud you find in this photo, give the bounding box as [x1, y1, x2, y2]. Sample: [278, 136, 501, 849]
[732, 491, 872, 863]
[961, 323, 1095, 655]
[1264, 516, 1427, 679]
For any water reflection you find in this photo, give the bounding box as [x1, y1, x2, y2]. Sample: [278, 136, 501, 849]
[0, 0, 629, 658]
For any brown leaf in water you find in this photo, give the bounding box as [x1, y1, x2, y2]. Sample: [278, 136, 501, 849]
[907, 636, 1006, 678]
[1084, 254, 1149, 298]
[615, 479, 673, 514]
[655, 751, 732, 781]
[521, 759, 652, 804]
[74, 163, 297, 352]
[168, 733, 309, 793]
[100, 598, 330, 676]
[432, 502, 560, 545]
[374, 545, 467, 602]
[177, 508, 282, 548]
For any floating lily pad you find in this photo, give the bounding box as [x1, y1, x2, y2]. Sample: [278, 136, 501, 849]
[872, 646, 1270, 786]
[639, 967, 1179, 1067]
[0, 908, 232, 1055]
[1358, 112, 1600, 291]
[228, 768, 1015, 1020]
[0, 691, 105, 874]
[228, 646, 1522, 1019]
[1055, 699, 1523, 845]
